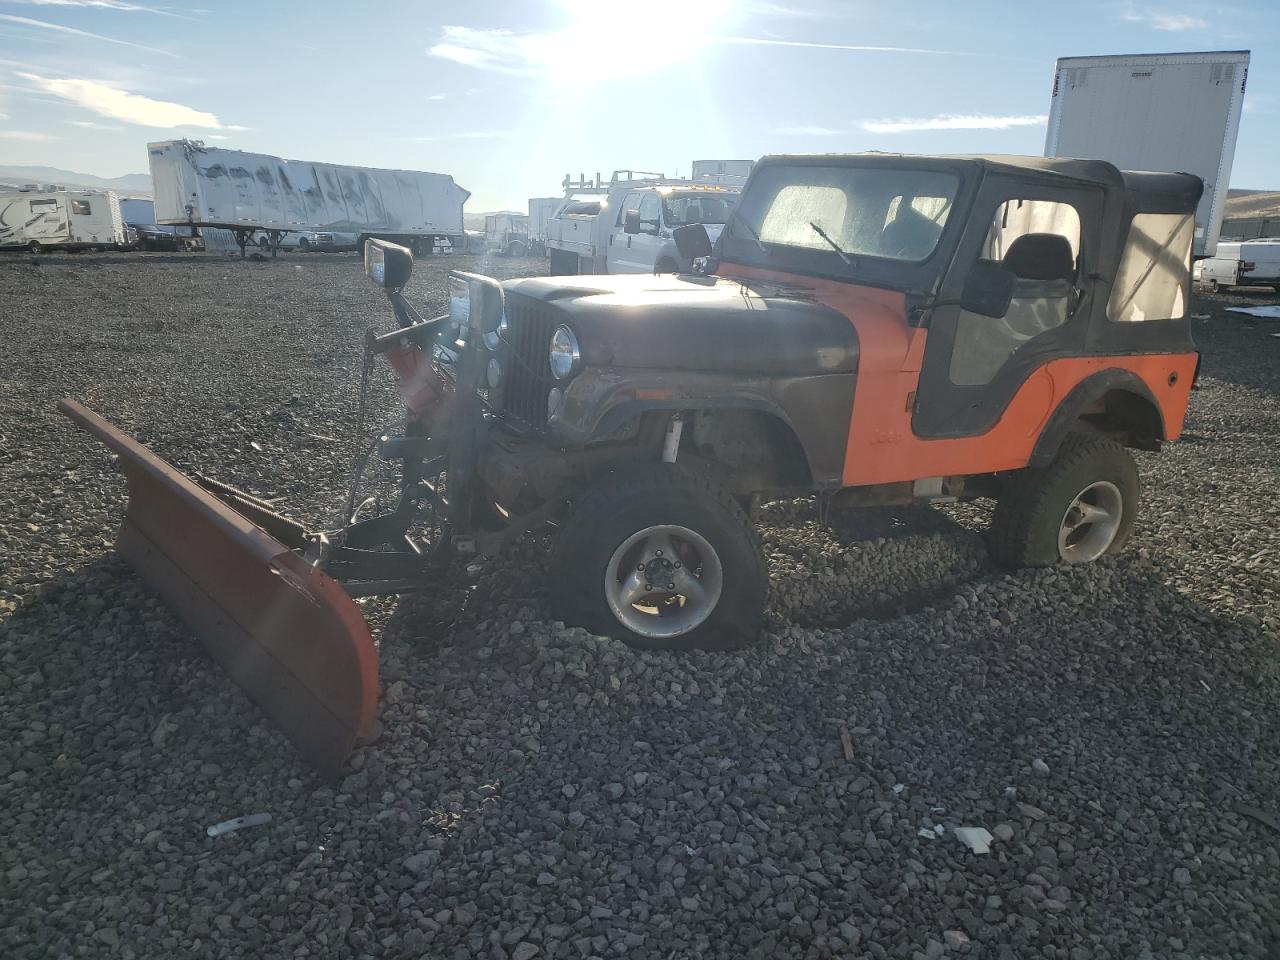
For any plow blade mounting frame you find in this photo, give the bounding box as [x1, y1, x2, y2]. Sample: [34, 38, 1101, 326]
[59, 399, 379, 777]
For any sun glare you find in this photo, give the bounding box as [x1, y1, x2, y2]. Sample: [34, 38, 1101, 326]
[545, 0, 735, 83]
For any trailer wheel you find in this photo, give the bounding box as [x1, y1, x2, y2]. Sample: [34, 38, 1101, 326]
[989, 433, 1139, 568]
[550, 464, 766, 650]
[505, 240, 527, 257]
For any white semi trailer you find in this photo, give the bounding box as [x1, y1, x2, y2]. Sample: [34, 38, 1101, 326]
[1045, 50, 1249, 257]
[148, 139, 470, 257]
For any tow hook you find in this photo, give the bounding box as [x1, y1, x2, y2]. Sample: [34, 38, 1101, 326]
[662, 413, 684, 463]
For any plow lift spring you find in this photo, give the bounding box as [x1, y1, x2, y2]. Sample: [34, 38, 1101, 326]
[58, 399, 379, 777]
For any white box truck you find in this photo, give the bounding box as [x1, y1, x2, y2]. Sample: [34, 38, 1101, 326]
[0, 187, 126, 253]
[1193, 239, 1280, 292]
[148, 139, 470, 256]
[527, 197, 561, 254]
[1045, 50, 1249, 257]
[691, 159, 754, 183]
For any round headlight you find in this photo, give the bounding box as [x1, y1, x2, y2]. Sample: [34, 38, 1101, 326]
[486, 357, 503, 389]
[483, 312, 509, 351]
[549, 325, 581, 380]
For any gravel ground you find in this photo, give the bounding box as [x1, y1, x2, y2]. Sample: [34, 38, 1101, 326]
[1, 252, 1278, 959]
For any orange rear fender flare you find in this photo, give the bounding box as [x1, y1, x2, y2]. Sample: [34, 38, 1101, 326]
[1029, 366, 1171, 467]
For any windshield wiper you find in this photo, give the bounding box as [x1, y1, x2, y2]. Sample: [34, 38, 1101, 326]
[734, 213, 770, 255]
[809, 221, 854, 267]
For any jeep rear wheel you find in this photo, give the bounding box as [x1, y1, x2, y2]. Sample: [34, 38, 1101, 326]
[550, 464, 766, 650]
[989, 433, 1139, 567]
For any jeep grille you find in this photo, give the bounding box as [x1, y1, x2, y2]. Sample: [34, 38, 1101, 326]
[498, 295, 558, 429]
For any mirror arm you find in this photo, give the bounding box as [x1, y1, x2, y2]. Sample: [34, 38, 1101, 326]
[389, 289, 426, 329]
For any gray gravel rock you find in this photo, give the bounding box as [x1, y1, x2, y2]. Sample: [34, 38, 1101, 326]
[1, 257, 1278, 959]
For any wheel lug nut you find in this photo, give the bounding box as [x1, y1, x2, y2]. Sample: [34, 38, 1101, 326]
[655, 549, 662, 557]
[645, 584, 652, 591]
[637, 564, 645, 571]
[668, 582, 675, 590]
[674, 561, 681, 568]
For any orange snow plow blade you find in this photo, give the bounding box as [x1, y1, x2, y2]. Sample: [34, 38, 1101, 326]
[59, 399, 378, 777]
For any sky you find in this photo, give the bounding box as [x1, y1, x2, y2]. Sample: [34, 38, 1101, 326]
[0, 0, 1276, 211]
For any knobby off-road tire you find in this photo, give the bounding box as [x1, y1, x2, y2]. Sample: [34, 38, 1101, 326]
[989, 432, 1140, 568]
[550, 464, 767, 650]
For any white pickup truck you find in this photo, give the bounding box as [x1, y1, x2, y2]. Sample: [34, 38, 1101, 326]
[547, 182, 740, 275]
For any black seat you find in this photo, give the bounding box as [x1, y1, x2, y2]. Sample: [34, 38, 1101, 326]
[1003, 233, 1075, 282]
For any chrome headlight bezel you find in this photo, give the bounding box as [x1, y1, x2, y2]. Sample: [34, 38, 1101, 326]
[549, 325, 581, 380]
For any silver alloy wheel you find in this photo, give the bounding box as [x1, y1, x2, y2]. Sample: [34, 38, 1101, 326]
[1057, 480, 1123, 563]
[604, 524, 724, 639]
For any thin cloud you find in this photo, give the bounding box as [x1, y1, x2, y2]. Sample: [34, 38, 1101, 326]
[426, 93, 446, 101]
[404, 130, 510, 142]
[0, 129, 56, 140]
[774, 125, 845, 136]
[69, 118, 122, 129]
[7, 0, 201, 21]
[0, 110, 8, 120]
[12, 0, 148, 8]
[0, 13, 177, 56]
[18, 72, 223, 127]
[1119, 7, 1207, 30]
[863, 113, 1048, 133]
[429, 26, 543, 75]
[712, 35, 969, 55]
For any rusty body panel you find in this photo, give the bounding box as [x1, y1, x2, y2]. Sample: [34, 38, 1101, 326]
[59, 400, 379, 777]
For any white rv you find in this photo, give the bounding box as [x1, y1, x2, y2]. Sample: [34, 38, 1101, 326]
[0, 188, 127, 253]
[1045, 50, 1250, 257]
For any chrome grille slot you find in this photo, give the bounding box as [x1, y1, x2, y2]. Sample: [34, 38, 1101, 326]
[499, 295, 558, 428]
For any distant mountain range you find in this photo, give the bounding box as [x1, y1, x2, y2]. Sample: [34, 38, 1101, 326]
[0, 165, 152, 196]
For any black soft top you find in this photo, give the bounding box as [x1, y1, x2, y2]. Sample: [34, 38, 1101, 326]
[757, 153, 1202, 215]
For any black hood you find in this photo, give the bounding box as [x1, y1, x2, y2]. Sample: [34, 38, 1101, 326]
[502, 274, 858, 375]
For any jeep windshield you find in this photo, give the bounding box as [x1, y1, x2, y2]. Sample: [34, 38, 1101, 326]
[721, 161, 960, 283]
[662, 192, 734, 226]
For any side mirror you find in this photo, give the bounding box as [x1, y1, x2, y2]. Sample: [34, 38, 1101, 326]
[623, 209, 641, 235]
[959, 259, 1016, 318]
[365, 238, 413, 290]
[673, 223, 713, 261]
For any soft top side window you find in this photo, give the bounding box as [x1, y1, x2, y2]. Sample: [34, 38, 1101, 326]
[1108, 212, 1193, 322]
[983, 199, 1081, 268]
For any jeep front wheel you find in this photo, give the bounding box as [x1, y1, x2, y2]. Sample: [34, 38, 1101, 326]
[549, 465, 766, 650]
[989, 433, 1139, 567]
